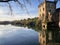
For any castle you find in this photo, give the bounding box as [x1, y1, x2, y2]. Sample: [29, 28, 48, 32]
[38, 0, 60, 45]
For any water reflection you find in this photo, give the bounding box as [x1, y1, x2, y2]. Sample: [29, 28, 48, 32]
[0, 24, 39, 45]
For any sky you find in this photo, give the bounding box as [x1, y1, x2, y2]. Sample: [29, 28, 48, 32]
[0, 0, 60, 21]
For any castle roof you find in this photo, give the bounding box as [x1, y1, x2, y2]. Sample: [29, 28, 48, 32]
[56, 8, 60, 11]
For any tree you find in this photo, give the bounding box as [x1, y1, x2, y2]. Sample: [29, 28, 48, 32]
[0, 0, 42, 15]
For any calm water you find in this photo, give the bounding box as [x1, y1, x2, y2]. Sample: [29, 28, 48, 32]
[0, 24, 39, 45]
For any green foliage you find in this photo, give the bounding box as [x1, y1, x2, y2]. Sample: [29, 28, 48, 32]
[11, 17, 42, 32]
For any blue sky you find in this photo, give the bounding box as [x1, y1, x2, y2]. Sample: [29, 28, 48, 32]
[0, 0, 60, 21]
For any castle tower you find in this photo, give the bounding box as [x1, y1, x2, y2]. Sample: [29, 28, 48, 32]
[38, 0, 58, 30]
[38, 0, 59, 45]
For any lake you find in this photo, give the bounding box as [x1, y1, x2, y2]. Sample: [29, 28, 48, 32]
[0, 24, 39, 45]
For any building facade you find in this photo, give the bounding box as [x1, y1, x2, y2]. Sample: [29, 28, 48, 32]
[38, 0, 57, 22]
[38, 0, 60, 45]
[38, 0, 58, 30]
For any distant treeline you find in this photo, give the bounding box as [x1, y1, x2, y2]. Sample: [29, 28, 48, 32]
[0, 17, 42, 31]
[11, 17, 42, 31]
[0, 21, 11, 25]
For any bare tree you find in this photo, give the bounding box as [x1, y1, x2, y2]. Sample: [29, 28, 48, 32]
[0, 0, 42, 16]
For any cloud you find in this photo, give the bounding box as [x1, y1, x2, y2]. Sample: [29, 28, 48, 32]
[0, 2, 37, 21]
[0, 13, 37, 21]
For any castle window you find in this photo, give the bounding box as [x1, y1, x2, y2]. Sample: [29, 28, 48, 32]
[43, 40, 45, 44]
[42, 13, 44, 17]
[43, 25, 45, 28]
[43, 8, 44, 11]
